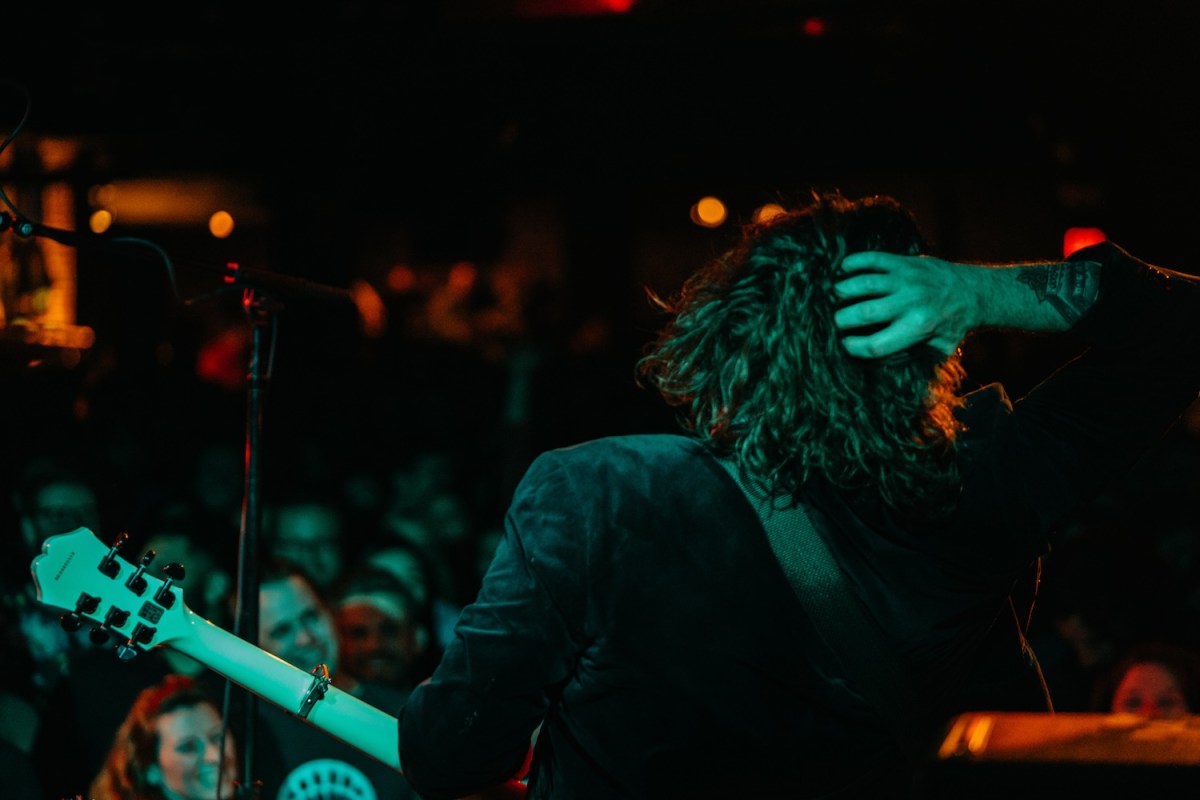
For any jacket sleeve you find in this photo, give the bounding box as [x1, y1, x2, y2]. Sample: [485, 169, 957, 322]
[953, 240, 1200, 564]
[397, 451, 586, 799]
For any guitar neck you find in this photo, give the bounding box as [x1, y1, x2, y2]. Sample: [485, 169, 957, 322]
[170, 606, 402, 772]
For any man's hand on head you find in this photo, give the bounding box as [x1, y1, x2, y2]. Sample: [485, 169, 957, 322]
[833, 250, 1104, 359]
[833, 252, 982, 359]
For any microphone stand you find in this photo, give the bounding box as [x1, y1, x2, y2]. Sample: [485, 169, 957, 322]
[3, 211, 358, 799]
[232, 285, 274, 800]
[220, 262, 357, 800]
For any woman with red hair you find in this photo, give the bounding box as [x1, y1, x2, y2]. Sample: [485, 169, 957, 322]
[89, 674, 238, 800]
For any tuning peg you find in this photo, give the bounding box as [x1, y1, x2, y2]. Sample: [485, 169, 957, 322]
[104, 607, 130, 628]
[154, 562, 185, 609]
[75, 593, 101, 615]
[125, 549, 157, 596]
[61, 592, 101, 632]
[90, 603, 132, 645]
[115, 623, 157, 662]
[98, 532, 129, 578]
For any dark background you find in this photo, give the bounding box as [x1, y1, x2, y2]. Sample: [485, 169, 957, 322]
[5, 0, 1200, 509]
[9, 2, 1200, 275]
[10, 1, 1200, 242]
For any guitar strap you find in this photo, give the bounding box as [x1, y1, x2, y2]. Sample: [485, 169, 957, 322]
[718, 459, 926, 760]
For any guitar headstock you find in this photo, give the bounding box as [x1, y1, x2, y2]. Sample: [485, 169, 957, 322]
[31, 527, 192, 660]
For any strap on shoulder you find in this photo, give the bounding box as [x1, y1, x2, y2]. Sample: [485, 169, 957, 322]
[716, 457, 928, 758]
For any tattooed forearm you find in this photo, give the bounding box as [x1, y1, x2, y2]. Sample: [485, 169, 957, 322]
[1016, 261, 1101, 326]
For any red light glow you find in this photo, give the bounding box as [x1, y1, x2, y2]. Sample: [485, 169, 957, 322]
[514, 0, 634, 16]
[802, 17, 827, 37]
[1063, 227, 1107, 257]
[386, 264, 416, 293]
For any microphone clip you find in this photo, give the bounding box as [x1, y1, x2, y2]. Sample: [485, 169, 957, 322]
[0, 210, 36, 237]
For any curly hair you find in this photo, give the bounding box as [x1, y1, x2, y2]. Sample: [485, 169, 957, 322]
[636, 191, 965, 517]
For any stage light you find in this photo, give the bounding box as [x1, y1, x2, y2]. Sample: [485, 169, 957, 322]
[753, 203, 785, 223]
[89, 209, 113, 234]
[690, 196, 726, 228]
[801, 17, 827, 37]
[209, 210, 235, 239]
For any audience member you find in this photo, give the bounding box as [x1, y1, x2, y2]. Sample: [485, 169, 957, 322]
[381, 450, 481, 599]
[89, 673, 239, 800]
[251, 559, 414, 800]
[361, 538, 462, 650]
[13, 454, 105, 554]
[387, 450, 458, 517]
[1090, 641, 1200, 719]
[3, 453, 110, 734]
[260, 494, 347, 595]
[333, 565, 437, 693]
[181, 440, 245, 546]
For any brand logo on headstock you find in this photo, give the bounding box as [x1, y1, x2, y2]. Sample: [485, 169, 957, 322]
[54, 551, 76, 580]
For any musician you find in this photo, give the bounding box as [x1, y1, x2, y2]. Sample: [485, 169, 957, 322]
[397, 191, 1200, 797]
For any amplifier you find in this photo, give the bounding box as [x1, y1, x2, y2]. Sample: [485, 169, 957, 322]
[916, 711, 1200, 799]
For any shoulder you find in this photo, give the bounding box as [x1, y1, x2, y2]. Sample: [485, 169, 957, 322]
[513, 433, 724, 514]
[525, 433, 709, 481]
[550, 432, 705, 462]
